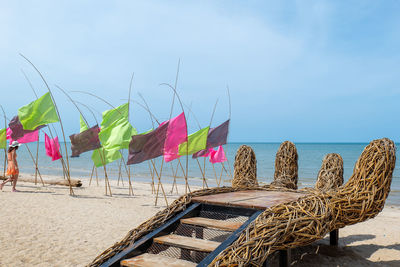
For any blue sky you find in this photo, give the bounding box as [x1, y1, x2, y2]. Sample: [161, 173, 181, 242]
[0, 1, 399, 142]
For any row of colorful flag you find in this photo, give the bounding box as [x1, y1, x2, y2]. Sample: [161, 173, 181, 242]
[0, 92, 229, 167]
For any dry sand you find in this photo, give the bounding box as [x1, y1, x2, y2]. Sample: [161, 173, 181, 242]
[0, 174, 399, 267]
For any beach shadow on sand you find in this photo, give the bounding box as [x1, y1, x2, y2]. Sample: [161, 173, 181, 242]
[267, 234, 400, 267]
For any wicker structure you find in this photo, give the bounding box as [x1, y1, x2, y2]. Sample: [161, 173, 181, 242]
[315, 153, 344, 192]
[232, 145, 258, 188]
[271, 141, 298, 189]
[89, 138, 395, 267]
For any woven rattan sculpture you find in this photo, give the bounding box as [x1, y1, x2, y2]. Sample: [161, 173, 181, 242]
[89, 138, 395, 267]
[232, 145, 258, 188]
[315, 153, 344, 192]
[272, 141, 298, 189]
[210, 138, 395, 266]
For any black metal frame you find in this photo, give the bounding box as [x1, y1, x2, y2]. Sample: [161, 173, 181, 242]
[100, 203, 201, 267]
[263, 229, 340, 267]
[197, 210, 263, 266]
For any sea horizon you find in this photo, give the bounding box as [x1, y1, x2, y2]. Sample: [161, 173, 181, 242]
[1, 142, 399, 207]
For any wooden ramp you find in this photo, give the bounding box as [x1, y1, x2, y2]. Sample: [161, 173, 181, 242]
[101, 190, 305, 267]
[121, 253, 196, 267]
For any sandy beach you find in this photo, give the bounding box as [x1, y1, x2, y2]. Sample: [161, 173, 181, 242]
[0, 174, 399, 267]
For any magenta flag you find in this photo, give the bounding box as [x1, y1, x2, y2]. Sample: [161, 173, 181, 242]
[209, 146, 227, 164]
[163, 112, 187, 162]
[7, 127, 39, 144]
[44, 133, 62, 161]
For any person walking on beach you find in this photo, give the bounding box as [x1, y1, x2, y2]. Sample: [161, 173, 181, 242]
[0, 141, 21, 192]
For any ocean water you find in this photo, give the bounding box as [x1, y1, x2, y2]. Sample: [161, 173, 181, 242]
[1, 142, 399, 206]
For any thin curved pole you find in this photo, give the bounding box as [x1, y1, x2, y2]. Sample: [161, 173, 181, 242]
[70, 90, 117, 111]
[0, 105, 7, 178]
[126, 72, 135, 195]
[225, 85, 233, 178]
[55, 85, 90, 127]
[21, 70, 43, 185]
[121, 98, 160, 126]
[19, 53, 74, 196]
[159, 82, 191, 195]
[74, 101, 101, 124]
[21, 69, 38, 99]
[69, 90, 114, 195]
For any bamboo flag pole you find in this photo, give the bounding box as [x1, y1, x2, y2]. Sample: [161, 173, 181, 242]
[156, 59, 190, 201]
[20, 54, 74, 196]
[20, 69, 42, 185]
[74, 101, 102, 187]
[170, 162, 180, 194]
[95, 166, 99, 186]
[117, 157, 124, 186]
[148, 161, 155, 193]
[218, 164, 224, 186]
[0, 105, 7, 178]
[126, 72, 134, 196]
[225, 85, 233, 178]
[89, 164, 95, 186]
[54, 85, 96, 187]
[152, 158, 168, 206]
[136, 94, 160, 194]
[183, 100, 218, 189]
[70, 91, 125, 196]
[160, 65, 192, 194]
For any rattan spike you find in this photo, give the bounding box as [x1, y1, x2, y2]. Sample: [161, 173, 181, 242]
[315, 153, 344, 192]
[232, 145, 258, 189]
[271, 141, 298, 190]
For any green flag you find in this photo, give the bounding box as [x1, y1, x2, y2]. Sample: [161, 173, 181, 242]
[98, 118, 137, 151]
[101, 103, 129, 129]
[178, 127, 209, 155]
[79, 114, 89, 133]
[91, 148, 121, 167]
[0, 128, 6, 149]
[18, 92, 59, 130]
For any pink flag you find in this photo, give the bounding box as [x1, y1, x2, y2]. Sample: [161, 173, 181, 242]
[209, 146, 227, 164]
[45, 133, 62, 161]
[163, 112, 187, 162]
[7, 127, 39, 144]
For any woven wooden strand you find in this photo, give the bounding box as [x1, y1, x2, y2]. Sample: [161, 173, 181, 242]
[271, 141, 298, 190]
[210, 138, 396, 266]
[315, 153, 344, 192]
[232, 145, 258, 188]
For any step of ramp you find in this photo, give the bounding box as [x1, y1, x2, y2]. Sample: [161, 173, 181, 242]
[180, 217, 243, 232]
[153, 234, 221, 253]
[121, 253, 196, 267]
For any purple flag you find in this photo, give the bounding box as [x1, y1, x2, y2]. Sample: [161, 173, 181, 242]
[8, 116, 46, 140]
[192, 119, 230, 158]
[69, 125, 101, 157]
[127, 121, 169, 165]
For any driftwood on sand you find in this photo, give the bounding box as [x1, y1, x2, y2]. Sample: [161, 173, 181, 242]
[0, 175, 82, 187]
